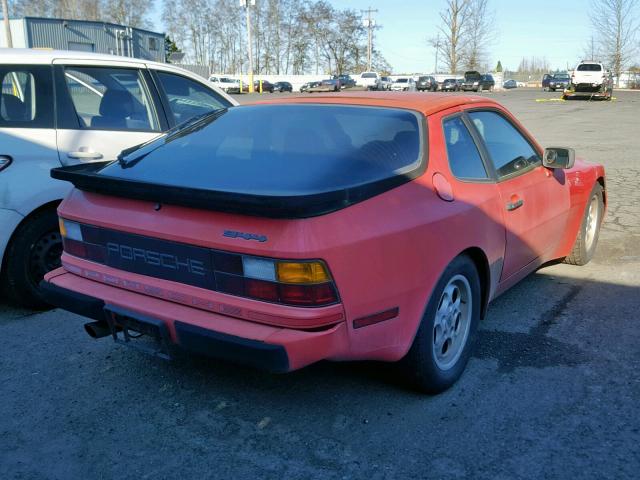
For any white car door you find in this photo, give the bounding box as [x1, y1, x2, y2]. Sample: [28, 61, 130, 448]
[53, 59, 164, 166]
[0, 64, 60, 215]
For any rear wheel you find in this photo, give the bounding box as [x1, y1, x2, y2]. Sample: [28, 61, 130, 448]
[401, 255, 481, 393]
[565, 184, 604, 265]
[1, 209, 62, 309]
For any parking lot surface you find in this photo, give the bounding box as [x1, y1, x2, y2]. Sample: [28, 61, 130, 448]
[1, 89, 639, 480]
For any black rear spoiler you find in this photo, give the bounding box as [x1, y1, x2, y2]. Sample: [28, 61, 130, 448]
[51, 162, 415, 219]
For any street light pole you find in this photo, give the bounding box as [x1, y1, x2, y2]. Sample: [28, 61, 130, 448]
[2, 0, 13, 48]
[241, 0, 255, 92]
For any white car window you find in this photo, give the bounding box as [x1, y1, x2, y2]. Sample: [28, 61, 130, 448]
[0, 66, 53, 128]
[63, 67, 160, 132]
[156, 71, 231, 125]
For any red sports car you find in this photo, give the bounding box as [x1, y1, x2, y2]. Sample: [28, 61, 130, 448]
[43, 93, 605, 393]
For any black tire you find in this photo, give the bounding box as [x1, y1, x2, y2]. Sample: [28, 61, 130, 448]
[400, 255, 481, 394]
[564, 183, 604, 266]
[1, 208, 62, 309]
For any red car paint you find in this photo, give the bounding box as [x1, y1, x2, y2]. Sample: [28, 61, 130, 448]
[44, 93, 605, 371]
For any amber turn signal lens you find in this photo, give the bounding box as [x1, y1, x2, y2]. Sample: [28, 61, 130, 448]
[276, 261, 330, 284]
[58, 218, 67, 237]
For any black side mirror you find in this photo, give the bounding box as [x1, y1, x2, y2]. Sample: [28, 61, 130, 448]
[543, 147, 575, 169]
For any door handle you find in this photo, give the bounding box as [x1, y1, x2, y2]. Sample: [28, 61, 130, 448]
[67, 151, 103, 160]
[506, 199, 524, 211]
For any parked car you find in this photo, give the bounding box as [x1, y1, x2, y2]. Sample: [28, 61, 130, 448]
[43, 93, 606, 393]
[542, 73, 553, 91]
[379, 76, 393, 90]
[548, 73, 570, 92]
[417, 76, 437, 92]
[390, 77, 416, 91]
[455, 78, 465, 90]
[273, 81, 293, 92]
[441, 78, 460, 91]
[253, 80, 274, 93]
[503, 79, 518, 89]
[358, 71, 382, 90]
[300, 81, 321, 93]
[307, 79, 341, 92]
[335, 75, 356, 88]
[461, 71, 494, 92]
[565, 62, 613, 100]
[0, 48, 236, 308]
[209, 75, 244, 94]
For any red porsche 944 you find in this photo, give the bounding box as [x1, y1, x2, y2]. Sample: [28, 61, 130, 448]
[43, 93, 605, 392]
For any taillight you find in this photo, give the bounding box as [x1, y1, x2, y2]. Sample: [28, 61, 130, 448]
[59, 218, 339, 307]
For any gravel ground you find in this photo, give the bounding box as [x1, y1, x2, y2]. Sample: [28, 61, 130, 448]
[1, 89, 639, 480]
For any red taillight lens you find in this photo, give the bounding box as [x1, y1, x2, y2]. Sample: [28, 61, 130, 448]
[279, 283, 337, 306]
[245, 278, 279, 302]
[62, 238, 87, 258]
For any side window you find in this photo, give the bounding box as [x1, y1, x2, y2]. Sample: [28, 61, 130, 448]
[63, 66, 160, 132]
[468, 111, 540, 178]
[155, 71, 230, 125]
[443, 116, 487, 180]
[0, 66, 53, 128]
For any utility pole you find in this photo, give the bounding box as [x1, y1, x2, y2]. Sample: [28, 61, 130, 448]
[241, 0, 255, 92]
[361, 7, 378, 71]
[1, 0, 13, 48]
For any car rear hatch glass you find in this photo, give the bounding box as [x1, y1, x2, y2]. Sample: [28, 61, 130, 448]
[52, 104, 426, 218]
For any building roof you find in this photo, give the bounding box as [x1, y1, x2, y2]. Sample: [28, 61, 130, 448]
[251, 91, 500, 116]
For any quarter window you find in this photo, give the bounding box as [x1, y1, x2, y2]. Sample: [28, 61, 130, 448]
[63, 67, 160, 131]
[155, 71, 230, 125]
[443, 116, 487, 179]
[468, 111, 540, 178]
[0, 66, 53, 128]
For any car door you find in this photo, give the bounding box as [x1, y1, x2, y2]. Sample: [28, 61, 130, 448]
[467, 109, 570, 280]
[54, 59, 166, 166]
[0, 64, 61, 214]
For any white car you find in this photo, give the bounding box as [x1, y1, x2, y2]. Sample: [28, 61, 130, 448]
[209, 75, 243, 93]
[0, 48, 237, 308]
[390, 77, 417, 91]
[358, 71, 382, 90]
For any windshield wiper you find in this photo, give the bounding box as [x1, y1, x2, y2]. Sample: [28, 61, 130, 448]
[117, 107, 228, 168]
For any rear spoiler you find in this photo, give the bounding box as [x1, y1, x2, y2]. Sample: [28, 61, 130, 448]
[51, 162, 417, 219]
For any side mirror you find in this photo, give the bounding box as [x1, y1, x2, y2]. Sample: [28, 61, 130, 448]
[543, 147, 575, 169]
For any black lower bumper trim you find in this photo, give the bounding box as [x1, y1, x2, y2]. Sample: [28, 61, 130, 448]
[39, 280, 290, 372]
[40, 280, 105, 321]
[175, 321, 289, 373]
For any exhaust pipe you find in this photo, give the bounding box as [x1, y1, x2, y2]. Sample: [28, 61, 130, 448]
[84, 321, 111, 339]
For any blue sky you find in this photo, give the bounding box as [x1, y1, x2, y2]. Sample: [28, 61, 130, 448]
[151, 0, 597, 72]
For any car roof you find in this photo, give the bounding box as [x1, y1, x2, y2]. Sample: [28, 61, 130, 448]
[0, 47, 167, 68]
[250, 92, 500, 116]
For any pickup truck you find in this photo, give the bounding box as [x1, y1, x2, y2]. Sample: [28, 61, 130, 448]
[358, 71, 382, 90]
[564, 62, 613, 100]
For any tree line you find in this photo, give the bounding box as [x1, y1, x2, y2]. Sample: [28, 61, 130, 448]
[162, 0, 391, 75]
[9, 0, 153, 30]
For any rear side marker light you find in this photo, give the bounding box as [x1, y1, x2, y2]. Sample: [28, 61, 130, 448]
[353, 307, 399, 329]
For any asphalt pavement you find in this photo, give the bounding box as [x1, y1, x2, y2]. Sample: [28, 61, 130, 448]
[1, 89, 639, 480]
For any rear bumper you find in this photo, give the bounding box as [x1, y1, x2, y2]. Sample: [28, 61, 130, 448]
[41, 269, 349, 372]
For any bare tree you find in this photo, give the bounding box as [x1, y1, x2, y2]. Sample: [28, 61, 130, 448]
[462, 0, 494, 71]
[103, 0, 154, 29]
[590, 0, 640, 85]
[430, 0, 471, 74]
